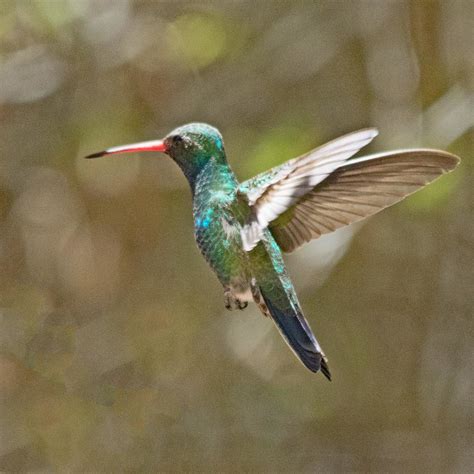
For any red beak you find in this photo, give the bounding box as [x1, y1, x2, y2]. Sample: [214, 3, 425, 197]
[85, 139, 167, 159]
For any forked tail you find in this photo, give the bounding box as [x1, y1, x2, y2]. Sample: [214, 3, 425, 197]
[258, 287, 331, 380]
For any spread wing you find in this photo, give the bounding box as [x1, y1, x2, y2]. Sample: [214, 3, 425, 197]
[269, 150, 460, 252]
[238, 130, 460, 252]
[238, 129, 379, 250]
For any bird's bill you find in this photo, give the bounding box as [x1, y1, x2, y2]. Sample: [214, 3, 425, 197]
[85, 139, 167, 159]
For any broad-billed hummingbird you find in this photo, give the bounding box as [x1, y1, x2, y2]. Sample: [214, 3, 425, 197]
[86, 123, 460, 380]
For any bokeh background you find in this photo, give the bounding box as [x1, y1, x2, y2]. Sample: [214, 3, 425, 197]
[0, 0, 472, 472]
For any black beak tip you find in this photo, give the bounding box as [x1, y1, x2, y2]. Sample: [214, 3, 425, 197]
[84, 150, 106, 159]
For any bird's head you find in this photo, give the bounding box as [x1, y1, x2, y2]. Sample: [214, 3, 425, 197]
[165, 123, 225, 161]
[85, 122, 227, 183]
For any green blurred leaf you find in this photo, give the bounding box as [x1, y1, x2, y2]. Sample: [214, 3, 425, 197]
[33, 0, 76, 30]
[167, 13, 228, 69]
[247, 123, 319, 176]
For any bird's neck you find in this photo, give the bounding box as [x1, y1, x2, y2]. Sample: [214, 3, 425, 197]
[172, 150, 227, 191]
[191, 158, 238, 201]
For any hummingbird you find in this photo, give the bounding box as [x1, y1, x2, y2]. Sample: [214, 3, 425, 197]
[86, 123, 460, 380]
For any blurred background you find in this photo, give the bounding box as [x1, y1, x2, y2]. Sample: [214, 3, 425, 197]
[0, 0, 472, 472]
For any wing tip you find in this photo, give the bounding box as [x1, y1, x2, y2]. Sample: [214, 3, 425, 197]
[403, 148, 461, 171]
[438, 150, 461, 171]
[339, 127, 379, 139]
[365, 127, 379, 138]
[346, 148, 461, 171]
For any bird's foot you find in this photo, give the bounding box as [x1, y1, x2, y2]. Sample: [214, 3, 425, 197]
[224, 290, 248, 311]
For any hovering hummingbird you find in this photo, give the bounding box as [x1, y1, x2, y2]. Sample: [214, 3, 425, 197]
[86, 123, 460, 380]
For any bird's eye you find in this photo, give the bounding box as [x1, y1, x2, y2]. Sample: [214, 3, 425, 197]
[172, 135, 183, 145]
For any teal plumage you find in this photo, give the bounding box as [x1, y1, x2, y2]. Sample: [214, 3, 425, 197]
[86, 122, 460, 379]
[193, 157, 245, 287]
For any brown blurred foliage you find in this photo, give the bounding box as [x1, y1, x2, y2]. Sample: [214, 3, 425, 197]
[0, 1, 472, 472]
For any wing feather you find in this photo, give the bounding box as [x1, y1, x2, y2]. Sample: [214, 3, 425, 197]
[271, 150, 460, 252]
[238, 127, 460, 252]
[239, 129, 379, 250]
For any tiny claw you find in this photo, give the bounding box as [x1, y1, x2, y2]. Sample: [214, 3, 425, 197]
[224, 290, 233, 311]
[224, 289, 248, 311]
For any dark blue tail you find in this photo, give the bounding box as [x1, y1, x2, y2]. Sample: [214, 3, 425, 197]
[260, 289, 331, 380]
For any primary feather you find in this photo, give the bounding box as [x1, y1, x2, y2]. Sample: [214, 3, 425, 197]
[271, 149, 459, 252]
[239, 131, 460, 252]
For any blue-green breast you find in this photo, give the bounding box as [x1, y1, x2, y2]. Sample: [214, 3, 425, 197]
[193, 158, 249, 286]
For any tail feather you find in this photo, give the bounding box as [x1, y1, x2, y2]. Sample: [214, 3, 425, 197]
[320, 358, 332, 381]
[260, 288, 331, 380]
